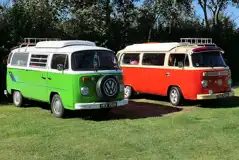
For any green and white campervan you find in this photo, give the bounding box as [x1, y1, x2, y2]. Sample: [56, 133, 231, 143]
[5, 39, 128, 118]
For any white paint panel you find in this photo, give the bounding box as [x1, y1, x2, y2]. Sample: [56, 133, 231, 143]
[11, 45, 112, 55]
[35, 40, 96, 48]
[124, 43, 182, 52]
[7, 65, 123, 74]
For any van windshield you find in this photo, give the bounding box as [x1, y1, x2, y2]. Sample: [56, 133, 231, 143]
[191, 51, 227, 67]
[71, 50, 119, 71]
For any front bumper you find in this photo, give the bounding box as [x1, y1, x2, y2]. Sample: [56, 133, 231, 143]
[4, 90, 8, 95]
[197, 89, 235, 100]
[74, 99, 128, 110]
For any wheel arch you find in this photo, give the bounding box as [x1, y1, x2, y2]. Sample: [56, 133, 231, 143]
[49, 92, 59, 104]
[167, 85, 184, 98]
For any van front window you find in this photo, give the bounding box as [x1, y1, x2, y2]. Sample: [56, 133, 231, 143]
[191, 51, 227, 67]
[71, 50, 119, 71]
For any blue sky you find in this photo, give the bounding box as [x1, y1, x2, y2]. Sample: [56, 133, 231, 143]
[135, 0, 239, 26]
[192, 1, 239, 26]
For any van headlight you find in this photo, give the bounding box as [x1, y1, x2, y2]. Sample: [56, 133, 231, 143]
[228, 78, 232, 86]
[81, 87, 89, 96]
[201, 80, 208, 88]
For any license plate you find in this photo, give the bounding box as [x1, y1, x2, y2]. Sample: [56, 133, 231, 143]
[100, 102, 117, 108]
[216, 93, 229, 99]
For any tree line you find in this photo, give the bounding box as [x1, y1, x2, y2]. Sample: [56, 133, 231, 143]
[0, 0, 239, 80]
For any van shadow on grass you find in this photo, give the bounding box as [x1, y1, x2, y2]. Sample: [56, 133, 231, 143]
[198, 96, 239, 108]
[126, 93, 239, 109]
[0, 95, 182, 120]
[131, 93, 169, 102]
[0, 96, 13, 106]
[130, 93, 196, 106]
[22, 100, 183, 121]
[83, 101, 183, 121]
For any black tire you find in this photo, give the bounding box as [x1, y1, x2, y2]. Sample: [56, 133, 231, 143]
[12, 90, 23, 107]
[51, 94, 66, 118]
[169, 87, 183, 106]
[124, 85, 133, 99]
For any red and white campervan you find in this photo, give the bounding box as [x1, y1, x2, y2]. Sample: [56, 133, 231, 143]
[116, 38, 235, 106]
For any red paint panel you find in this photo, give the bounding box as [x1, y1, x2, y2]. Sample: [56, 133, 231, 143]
[122, 66, 231, 101]
[202, 70, 231, 94]
[192, 46, 222, 52]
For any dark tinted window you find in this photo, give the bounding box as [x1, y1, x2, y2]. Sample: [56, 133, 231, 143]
[122, 53, 140, 65]
[192, 51, 227, 67]
[142, 53, 165, 66]
[168, 54, 189, 67]
[11, 52, 29, 67]
[71, 50, 119, 71]
[51, 54, 68, 69]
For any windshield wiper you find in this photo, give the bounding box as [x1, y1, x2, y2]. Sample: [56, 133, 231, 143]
[93, 52, 99, 72]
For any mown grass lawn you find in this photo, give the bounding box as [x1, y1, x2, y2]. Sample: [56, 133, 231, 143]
[0, 89, 239, 160]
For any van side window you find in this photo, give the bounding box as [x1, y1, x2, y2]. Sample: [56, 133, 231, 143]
[51, 54, 69, 69]
[7, 52, 13, 64]
[142, 53, 165, 66]
[168, 54, 189, 67]
[30, 54, 48, 68]
[11, 52, 29, 67]
[122, 53, 140, 65]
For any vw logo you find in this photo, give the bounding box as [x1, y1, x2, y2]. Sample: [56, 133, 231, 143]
[103, 78, 118, 96]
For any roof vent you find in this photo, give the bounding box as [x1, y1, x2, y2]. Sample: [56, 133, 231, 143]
[35, 40, 96, 48]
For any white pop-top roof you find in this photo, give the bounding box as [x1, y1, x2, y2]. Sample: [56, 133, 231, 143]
[35, 40, 96, 48]
[123, 42, 188, 52]
[12, 40, 112, 54]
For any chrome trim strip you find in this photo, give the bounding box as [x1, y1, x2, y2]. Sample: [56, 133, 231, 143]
[203, 70, 230, 76]
[74, 99, 128, 110]
[197, 90, 235, 100]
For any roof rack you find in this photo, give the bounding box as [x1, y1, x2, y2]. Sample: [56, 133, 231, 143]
[23, 38, 60, 44]
[18, 37, 60, 52]
[180, 38, 217, 47]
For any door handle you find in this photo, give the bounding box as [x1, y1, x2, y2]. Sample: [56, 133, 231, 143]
[41, 76, 46, 79]
[48, 77, 52, 80]
[166, 72, 170, 76]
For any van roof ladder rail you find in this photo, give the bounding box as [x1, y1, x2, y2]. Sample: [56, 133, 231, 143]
[180, 38, 217, 47]
[18, 37, 60, 52]
[24, 38, 60, 44]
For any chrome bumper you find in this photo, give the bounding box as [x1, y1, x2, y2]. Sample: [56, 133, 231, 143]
[197, 89, 235, 100]
[74, 99, 128, 110]
[4, 90, 8, 96]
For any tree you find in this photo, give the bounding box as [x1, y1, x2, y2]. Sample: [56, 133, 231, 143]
[197, 0, 239, 28]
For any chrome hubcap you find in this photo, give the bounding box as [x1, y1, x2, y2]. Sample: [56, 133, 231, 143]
[170, 89, 178, 104]
[124, 86, 131, 98]
[14, 92, 21, 105]
[53, 99, 62, 115]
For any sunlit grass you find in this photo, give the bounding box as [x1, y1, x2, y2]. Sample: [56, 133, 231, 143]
[0, 89, 238, 160]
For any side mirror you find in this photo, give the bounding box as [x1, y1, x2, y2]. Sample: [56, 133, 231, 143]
[57, 64, 64, 71]
[224, 59, 228, 64]
[178, 61, 184, 68]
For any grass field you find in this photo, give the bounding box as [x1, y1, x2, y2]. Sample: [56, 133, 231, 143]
[0, 89, 239, 160]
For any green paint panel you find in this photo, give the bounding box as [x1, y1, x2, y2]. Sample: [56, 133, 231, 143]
[72, 73, 124, 105]
[47, 71, 74, 110]
[7, 68, 124, 110]
[7, 68, 48, 101]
